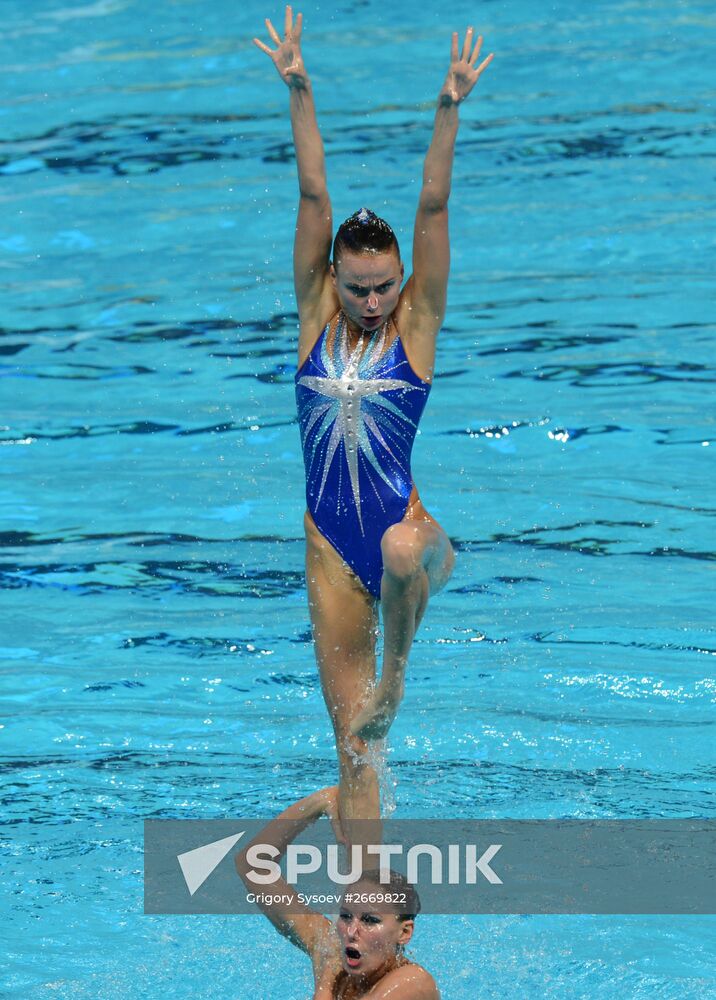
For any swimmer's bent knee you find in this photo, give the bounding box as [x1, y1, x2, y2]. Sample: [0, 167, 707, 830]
[380, 523, 424, 582]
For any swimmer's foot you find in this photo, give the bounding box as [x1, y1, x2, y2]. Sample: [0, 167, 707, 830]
[350, 681, 404, 741]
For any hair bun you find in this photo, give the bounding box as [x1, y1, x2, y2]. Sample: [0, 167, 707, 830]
[332, 209, 400, 263]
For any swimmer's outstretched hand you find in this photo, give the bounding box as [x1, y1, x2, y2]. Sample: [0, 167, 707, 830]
[253, 5, 309, 90]
[439, 27, 494, 106]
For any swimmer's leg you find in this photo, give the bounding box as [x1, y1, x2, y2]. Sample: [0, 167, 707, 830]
[350, 518, 455, 742]
[304, 513, 381, 842]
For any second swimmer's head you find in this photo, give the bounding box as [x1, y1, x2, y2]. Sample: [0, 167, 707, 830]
[331, 209, 404, 332]
[336, 869, 421, 979]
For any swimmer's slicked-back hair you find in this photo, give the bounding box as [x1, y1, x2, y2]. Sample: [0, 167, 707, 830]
[332, 207, 400, 268]
[355, 869, 421, 921]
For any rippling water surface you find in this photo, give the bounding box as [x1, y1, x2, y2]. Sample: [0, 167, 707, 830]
[2, 0, 715, 997]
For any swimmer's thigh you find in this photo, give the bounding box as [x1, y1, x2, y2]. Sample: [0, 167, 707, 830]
[304, 512, 378, 732]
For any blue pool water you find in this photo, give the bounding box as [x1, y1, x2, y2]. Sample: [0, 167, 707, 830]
[2, 0, 715, 996]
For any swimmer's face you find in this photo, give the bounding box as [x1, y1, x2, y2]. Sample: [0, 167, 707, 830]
[336, 885, 414, 979]
[331, 250, 404, 333]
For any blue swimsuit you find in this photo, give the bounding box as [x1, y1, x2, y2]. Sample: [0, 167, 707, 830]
[295, 312, 431, 598]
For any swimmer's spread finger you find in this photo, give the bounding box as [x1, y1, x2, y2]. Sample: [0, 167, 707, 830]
[253, 37, 273, 55]
[461, 26, 474, 62]
[476, 52, 495, 76]
[265, 17, 282, 46]
[468, 35, 483, 66]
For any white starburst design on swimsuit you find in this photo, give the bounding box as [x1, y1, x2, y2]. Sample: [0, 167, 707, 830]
[297, 316, 419, 533]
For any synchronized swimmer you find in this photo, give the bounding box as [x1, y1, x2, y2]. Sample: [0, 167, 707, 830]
[236, 785, 437, 1000]
[241, 7, 492, 1000]
[241, 7, 494, 998]
[254, 4, 492, 830]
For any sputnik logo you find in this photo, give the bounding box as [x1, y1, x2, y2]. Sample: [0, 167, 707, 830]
[177, 832, 245, 896]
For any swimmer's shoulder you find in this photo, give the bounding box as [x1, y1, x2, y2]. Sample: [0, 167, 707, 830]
[393, 281, 436, 384]
[364, 962, 440, 999]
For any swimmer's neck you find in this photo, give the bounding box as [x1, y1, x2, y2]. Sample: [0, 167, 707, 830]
[339, 310, 392, 339]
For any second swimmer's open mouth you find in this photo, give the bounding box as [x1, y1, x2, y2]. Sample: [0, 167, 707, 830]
[345, 946, 361, 966]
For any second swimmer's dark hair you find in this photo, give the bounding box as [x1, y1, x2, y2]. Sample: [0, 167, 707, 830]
[353, 869, 421, 921]
[332, 207, 400, 267]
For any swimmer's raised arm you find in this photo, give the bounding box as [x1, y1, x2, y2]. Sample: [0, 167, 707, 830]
[234, 786, 344, 956]
[253, 5, 333, 326]
[403, 28, 494, 369]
